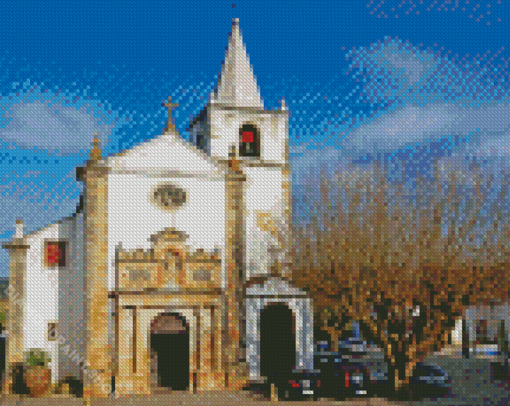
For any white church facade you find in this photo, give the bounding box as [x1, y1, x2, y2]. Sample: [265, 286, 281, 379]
[2, 19, 314, 397]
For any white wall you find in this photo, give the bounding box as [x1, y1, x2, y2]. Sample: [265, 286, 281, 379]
[204, 107, 290, 279]
[24, 218, 69, 383]
[57, 212, 86, 382]
[108, 173, 227, 290]
[244, 166, 289, 278]
[209, 108, 288, 163]
[451, 304, 510, 346]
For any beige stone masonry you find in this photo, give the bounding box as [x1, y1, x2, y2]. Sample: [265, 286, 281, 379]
[2, 236, 30, 394]
[117, 229, 221, 292]
[83, 152, 111, 398]
[224, 147, 249, 389]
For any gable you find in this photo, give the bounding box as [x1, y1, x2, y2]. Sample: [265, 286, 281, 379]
[106, 131, 227, 176]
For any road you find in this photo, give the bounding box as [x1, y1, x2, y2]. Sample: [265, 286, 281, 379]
[1, 351, 509, 405]
[0, 391, 402, 406]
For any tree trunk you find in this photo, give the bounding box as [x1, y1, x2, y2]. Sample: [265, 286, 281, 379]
[462, 318, 470, 358]
[386, 345, 416, 396]
[499, 319, 508, 356]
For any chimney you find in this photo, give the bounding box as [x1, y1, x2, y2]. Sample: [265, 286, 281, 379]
[279, 97, 288, 111]
[15, 219, 24, 239]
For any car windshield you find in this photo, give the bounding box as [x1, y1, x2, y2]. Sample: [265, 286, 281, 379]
[414, 366, 443, 377]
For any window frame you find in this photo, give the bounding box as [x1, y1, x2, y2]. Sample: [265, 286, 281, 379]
[239, 124, 260, 158]
[43, 240, 67, 268]
[47, 322, 57, 341]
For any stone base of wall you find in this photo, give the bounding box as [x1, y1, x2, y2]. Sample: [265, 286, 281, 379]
[194, 372, 229, 392]
[226, 363, 250, 390]
[110, 375, 132, 397]
[114, 370, 231, 396]
[3, 377, 13, 394]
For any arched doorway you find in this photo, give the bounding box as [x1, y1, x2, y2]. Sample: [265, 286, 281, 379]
[260, 303, 296, 380]
[150, 313, 190, 391]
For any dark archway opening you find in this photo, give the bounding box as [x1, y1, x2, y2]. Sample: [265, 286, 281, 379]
[260, 303, 296, 381]
[150, 313, 190, 391]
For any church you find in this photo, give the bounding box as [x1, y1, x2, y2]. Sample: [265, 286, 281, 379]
[2, 19, 315, 397]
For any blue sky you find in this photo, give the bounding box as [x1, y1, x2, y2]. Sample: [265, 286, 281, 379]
[0, 0, 509, 275]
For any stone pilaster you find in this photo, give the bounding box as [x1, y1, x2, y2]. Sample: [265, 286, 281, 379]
[83, 145, 111, 398]
[224, 146, 249, 389]
[280, 105, 293, 279]
[212, 304, 227, 389]
[115, 307, 134, 396]
[2, 227, 30, 394]
[281, 164, 293, 279]
[196, 306, 217, 392]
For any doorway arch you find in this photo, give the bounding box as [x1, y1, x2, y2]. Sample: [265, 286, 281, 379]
[259, 303, 296, 380]
[150, 312, 190, 391]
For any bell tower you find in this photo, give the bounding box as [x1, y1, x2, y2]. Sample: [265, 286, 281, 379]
[188, 18, 289, 165]
[187, 17, 293, 389]
[188, 18, 292, 278]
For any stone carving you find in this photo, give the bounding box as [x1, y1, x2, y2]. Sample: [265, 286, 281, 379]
[152, 184, 187, 210]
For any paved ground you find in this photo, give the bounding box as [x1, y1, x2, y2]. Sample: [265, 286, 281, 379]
[0, 391, 403, 406]
[355, 351, 510, 406]
[1, 347, 509, 405]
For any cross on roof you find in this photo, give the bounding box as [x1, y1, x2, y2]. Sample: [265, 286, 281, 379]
[164, 96, 179, 131]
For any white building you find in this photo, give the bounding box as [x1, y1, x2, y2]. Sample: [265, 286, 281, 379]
[3, 19, 314, 398]
[450, 304, 510, 350]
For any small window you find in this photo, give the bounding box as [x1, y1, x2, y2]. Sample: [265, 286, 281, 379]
[48, 322, 57, 341]
[44, 241, 66, 268]
[239, 124, 260, 158]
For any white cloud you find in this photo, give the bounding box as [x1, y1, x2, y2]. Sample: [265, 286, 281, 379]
[372, 43, 436, 86]
[339, 37, 510, 159]
[0, 99, 115, 153]
[338, 99, 510, 157]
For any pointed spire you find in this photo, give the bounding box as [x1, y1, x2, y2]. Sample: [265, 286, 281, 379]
[211, 19, 264, 108]
[90, 132, 102, 161]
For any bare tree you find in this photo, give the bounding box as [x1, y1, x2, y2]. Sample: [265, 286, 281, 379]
[290, 159, 510, 395]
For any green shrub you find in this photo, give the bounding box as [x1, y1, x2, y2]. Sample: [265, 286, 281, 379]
[24, 349, 51, 367]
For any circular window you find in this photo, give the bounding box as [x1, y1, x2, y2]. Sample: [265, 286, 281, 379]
[153, 184, 186, 210]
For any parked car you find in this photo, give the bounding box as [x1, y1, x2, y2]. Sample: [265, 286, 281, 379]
[371, 363, 452, 401]
[279, 368, 322, 401]
[248, 369, 322, 401]
[314, 353, 371, 399]
[315, 340, 330, 352]
[337, 338, 369, 358]
[491, 359, 510, 381]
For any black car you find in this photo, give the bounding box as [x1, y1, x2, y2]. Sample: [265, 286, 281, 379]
[372, 363, 452, 401]
[491, 359, 510, 382]
[248, 369, 321, 401]
[280, 368, 322, 401]
[337, 338, 369, 358]
[314, 353, 371, 399]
